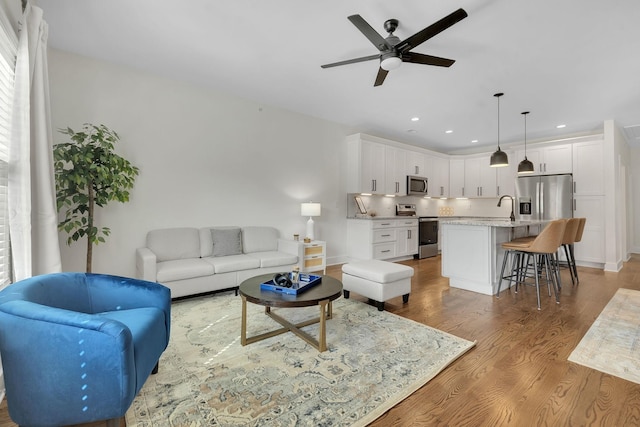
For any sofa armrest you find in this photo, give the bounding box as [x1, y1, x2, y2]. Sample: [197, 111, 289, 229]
[277, 239, 304, 264]
[136, 247, 157, 281]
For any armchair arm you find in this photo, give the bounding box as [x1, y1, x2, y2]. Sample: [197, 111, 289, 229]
[136, 247, 157, 281]
[278, 239, 304, 264]
[0, 300, 137, 424]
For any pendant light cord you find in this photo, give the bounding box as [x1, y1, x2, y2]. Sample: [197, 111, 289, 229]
[522, 111, 530, 158]
[494, 93, 504, 150]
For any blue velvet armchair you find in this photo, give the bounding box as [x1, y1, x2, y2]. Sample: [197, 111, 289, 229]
[0, 272, 171, 426]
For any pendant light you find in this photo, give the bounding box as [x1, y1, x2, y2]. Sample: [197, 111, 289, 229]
[518, 111, 535, 174]
[489, 92, 508, 167]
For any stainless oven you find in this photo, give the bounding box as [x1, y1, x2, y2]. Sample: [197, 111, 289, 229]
[417, 217, 438, 259]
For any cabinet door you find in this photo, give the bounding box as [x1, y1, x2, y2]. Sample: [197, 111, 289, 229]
[573, 195, 605, 264]
[396, 226, 418, 257]
[542, 144, 572, 174]
[406, 151, 425, 176]
[572, 140, 604, 195]
[496, 159, 515, 197]
[464, 157, 481, 197]
[385, 146, 406, 195]
[432, 156, 449, 197]
[449, 159, 465, 198]
[478, 155, 497, 197]
[361, 140, 386, 194]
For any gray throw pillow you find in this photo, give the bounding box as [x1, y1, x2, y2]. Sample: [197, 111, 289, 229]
[211, 227, 243, 257]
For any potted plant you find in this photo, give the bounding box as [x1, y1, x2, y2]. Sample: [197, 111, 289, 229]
[53, 123, 139, 272]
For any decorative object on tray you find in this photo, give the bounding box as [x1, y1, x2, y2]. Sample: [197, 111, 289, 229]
[260, 272, 322, 295]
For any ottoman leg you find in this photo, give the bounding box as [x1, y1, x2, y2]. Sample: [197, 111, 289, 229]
[376, 301, 385, 311]
[343, 290, 350, 299]
[402, 293, 410, 303]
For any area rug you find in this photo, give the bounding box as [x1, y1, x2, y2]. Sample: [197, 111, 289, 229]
[126, 291, 475, 426]
[569, 288, 640, 384]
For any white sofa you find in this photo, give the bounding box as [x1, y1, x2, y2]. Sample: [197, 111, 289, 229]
[136, 226, 303, 298]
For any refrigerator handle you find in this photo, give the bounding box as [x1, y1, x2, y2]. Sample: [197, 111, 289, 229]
[573, 181, 576, 194]
[573, 198, 576, 211]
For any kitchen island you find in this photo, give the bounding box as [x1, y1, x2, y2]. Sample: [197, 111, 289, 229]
[440, 218, 547, 296]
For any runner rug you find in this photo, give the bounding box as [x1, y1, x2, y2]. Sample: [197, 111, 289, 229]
[126, 291, 475, 426]
[569, 288, 640, 384]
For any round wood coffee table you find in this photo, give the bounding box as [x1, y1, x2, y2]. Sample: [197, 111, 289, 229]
[239, 273, 342, 352]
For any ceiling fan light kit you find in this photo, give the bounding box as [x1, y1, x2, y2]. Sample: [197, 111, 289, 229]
[518, 111, 535, 174]
[321, 8, 468, 86]
[490, 92, 509, 168]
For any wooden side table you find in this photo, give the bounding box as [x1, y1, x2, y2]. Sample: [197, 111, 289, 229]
[302, 240, 326, 274]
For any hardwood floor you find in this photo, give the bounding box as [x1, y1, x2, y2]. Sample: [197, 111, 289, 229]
[2, 255, 639, 426]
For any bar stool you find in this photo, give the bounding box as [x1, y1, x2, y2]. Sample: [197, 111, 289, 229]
[558, 218, 581, 285]
[497, 219, 567, 310]
[568, 218, 586, 284]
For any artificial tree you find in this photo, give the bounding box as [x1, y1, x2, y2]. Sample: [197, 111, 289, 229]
[53, 123, 139, 272]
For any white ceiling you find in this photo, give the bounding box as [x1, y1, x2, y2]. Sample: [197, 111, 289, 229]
[36, 0, 640, 153]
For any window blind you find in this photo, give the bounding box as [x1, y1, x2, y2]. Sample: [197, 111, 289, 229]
[0, 11, 17, 289]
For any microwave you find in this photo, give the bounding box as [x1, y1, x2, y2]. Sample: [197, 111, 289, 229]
[407, 175, 428, 196]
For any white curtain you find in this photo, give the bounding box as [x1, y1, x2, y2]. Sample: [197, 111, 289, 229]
[8, 0, 61, 280]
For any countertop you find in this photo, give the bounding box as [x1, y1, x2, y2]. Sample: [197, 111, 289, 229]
[438, 218, 548, 227]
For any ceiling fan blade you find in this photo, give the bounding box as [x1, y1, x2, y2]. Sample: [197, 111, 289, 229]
[374, 67, 389, 86]
[321, 54, 381, 69]
[402, 52, 455, 67]
[348, 14, 392, 51]
[395, 8, 468, 53]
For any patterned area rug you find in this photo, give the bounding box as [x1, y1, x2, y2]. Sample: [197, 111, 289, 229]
[126, 291, 475, 426]
[569, 288, 640, 384]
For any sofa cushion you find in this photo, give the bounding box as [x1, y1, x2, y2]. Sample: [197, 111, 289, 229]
[147, 228, 200, 262]
[211, 227, 243, 257]
[203, 254, 260, 273]
[156, 258, 214, 283]
[242, 226, 279, 254]
[246, 251, 298, 268]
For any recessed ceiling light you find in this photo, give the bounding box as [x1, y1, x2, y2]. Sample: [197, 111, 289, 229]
[407, 129, 417, 133]
[445, 130, 453, 134]
[471, 139, 478, 143]
[556, 124, 566, 129]
[411, 117, 420, 122]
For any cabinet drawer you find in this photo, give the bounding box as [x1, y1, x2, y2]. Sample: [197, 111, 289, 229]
[373, 243, 396, 259]
[373, 229, 396, 243]
[304, 257, 324, 268]
[396, 219, 418, 227]
[304, 245, 324, 256]
[372, 220, 397, 229]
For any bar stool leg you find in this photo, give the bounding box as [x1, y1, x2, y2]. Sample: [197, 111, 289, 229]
[563, 244, 576, 285]
[534, 254, 542, 310]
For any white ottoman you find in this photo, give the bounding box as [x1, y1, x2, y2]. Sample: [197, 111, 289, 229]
[341, 260, 414, 311]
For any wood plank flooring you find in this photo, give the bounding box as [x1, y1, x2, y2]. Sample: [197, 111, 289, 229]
[2, 255, 639, 426]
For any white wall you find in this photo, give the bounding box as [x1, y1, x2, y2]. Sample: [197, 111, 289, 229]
[630, 147, 640, 254]
[48, 49, 350, 276]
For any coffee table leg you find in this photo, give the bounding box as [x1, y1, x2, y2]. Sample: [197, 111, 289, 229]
[318, 299, 329, 352]
[241, 295, 247, 346]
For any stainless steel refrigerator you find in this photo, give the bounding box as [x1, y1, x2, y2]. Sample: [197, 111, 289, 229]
[515, 174, 573, 220]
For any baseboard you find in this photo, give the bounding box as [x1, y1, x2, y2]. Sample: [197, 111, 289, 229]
[327, 255, 349, 267]
[604, 260, 623, 272]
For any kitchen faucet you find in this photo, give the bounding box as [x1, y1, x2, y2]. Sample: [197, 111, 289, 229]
[498, 195, 516, 222]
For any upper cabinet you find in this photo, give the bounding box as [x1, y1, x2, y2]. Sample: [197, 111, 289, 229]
[385, 146, 407, 196]
[464, 156, 498, 198]
[405, 151, 426, 176]
[430, 156, 450, 198]
[572, 139, 604, 195]
[449, 159, 465, 198]
[516, 143, 572, 175]
[347, 136, 386, 194]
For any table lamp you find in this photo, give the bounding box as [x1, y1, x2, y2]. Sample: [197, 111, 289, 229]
[301, 202, 321, 240]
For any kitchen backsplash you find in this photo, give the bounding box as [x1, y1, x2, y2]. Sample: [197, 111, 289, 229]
[347, 193, 514, 218]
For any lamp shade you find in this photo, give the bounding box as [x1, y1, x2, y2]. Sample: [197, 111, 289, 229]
[518, 158, 535, 174]
[301, 202, 321, 217]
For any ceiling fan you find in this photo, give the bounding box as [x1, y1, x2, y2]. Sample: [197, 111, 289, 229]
[321, 8, 468, 87]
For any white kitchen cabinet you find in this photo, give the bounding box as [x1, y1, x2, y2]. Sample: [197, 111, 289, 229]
[496, 159, 515, 197]
[347, 218, 418, 261]
[572, 139, 604, 196]
[573, 195, 605, 266]
[449, 158, 465, 198]
[464, 156, 497, 198]
[395, 218, 419, 257]
[406, 151, 426, 176]
[429, 156, 449, 198]
[347, 136, 386, 194]
[385, 146, 406, 195]
[516, 143, 572, 175]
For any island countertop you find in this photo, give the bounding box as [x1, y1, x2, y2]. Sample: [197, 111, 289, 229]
[438, 218, 548, 227]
